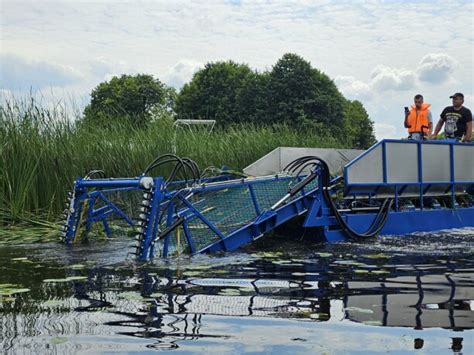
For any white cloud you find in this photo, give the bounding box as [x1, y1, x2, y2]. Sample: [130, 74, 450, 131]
[336, 52, 459, 104]
[370, 65, 416, 91]
[162, 60, 204, 89]
[374, 122, 398, 141]
[0, 1, 472, 139]
[416, 53, 457, 83]
[0, 53, 83, 90]
[335, 75, 373, 101]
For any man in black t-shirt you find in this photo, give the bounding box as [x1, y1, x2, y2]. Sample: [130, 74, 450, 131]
[432, 92, 472, 142]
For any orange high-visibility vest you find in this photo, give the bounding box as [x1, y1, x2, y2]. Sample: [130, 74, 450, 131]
[407, 103, 430, 134]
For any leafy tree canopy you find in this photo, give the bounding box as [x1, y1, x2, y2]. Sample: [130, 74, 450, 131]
[343, 100, 377, 149]
[175, 54, 355, 139]
[175, 61, 263, 124]
[267, 53, 345, 132]
[81, 54, 377, 149]
[83, 74, 167, 127]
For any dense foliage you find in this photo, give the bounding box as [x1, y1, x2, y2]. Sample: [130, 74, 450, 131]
[343, 100, 377, 149]
[0, 53, 377, 224]
[82, 54, 375, 148]
[175, 61, 257, 124]
[0, 97, 340, 223]
[174, 53, 375, 146]
[82, 74, 170, 127]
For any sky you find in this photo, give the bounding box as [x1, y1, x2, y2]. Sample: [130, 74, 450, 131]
[1, 0, 473, 139]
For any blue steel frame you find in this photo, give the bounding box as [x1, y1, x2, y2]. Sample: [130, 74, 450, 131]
[302, 139, 474, 241]
[62, 140, 474, 260]
[152, 174, 314, 257]
[343, 139, 473, 201]
[63, 178, 145, 243]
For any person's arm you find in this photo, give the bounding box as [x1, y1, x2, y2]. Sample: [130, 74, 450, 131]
[431, 118, 444, 139]
[464, 121, 472, 142]
[427, 110, 433, 136]
[404, 109, 410, 128]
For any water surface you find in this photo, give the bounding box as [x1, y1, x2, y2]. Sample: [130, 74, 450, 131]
[1, 229, 473, 354]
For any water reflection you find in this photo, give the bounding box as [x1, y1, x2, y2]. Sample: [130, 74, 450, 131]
[0, 230, 473, 352]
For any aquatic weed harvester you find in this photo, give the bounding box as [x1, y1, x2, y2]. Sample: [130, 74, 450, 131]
[61, 140, 474, 260]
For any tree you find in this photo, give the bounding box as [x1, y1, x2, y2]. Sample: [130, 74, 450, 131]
[175, 61, 258, 124]
[174, 54, 376, 148]
[267, 53, 346, 132]
[343, 100, 377, 149]
[83, 74, 167, 127]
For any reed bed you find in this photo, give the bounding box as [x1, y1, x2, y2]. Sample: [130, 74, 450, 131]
[1, 96, 343, 224]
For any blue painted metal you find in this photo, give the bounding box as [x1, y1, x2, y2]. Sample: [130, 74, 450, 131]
[138, 177, 163, 260]
[61, 140, 474, 260]
[323, 208, 474, 242]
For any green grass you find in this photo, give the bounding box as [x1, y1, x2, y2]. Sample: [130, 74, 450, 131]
[1, 95, 345, 225]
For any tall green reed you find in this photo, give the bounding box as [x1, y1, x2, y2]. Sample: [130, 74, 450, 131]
[0, 96, 344, 224]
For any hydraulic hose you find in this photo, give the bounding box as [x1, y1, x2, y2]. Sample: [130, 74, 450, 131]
[314, 156, 393, 240]
[142, 154, 201, 185]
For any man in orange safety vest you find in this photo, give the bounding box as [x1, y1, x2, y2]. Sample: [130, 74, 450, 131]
[404, 94, 432, 140]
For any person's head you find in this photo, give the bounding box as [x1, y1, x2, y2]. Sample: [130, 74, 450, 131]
[450, 92, 464, 109]
[414, 94, 424, 110]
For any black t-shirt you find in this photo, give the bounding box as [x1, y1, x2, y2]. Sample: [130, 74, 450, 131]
[440, 106, 472, 138]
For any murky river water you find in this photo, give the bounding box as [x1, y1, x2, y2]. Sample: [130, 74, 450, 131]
[1, 229, 473, 354]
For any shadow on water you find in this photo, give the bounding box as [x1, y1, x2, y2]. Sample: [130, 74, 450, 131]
[0, 228, 473, 353]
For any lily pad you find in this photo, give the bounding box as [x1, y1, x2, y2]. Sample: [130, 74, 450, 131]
[272, 260, 293, 265]
[361, 253, 390, 259]
[51, 336, 68, 345]
[291, 272, 307, 276]
[43, 300, 68, 307]
[118, 291, 144, 301]
[1, 297, 16, 302]
[250, 252, 283, 258]
[69, 264, 86, 270]
[315, 252, 332, 258]
[43, 278, 70, 283]
[334, 260, 366, 267]
[344, 307, 374, 314]
[65, 276, 88, 281]
[183, 271, 203, 277]
[0, 283, 18, 289]
[218, 288, 240, 296]
[0, 288, 30, 296]
[362, 320, 382, 326]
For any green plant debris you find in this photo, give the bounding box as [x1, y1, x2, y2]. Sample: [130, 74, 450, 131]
[42, 300, 69, 307]
[65, 276, 88, 281]
[43, 276, 87, 283]
[291, 272, 307, 276]
[69, 264, 87, 270]
[118, 292, 144, 301]
[334, 260, 367, 267]
[344, 307, 374, 314]
[1, 297, 16, 302]
[218, 288, 241, 296]
[361, 253, 390, 259]
[315, 252, 332, 258]
[51, 337, 68, 345]
[183, 271, 204, 277]
[0, 286, 31, 296]
[250, 252, 283, 258]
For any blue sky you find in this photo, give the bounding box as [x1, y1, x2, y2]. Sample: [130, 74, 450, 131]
[1, 0, 473, 139]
